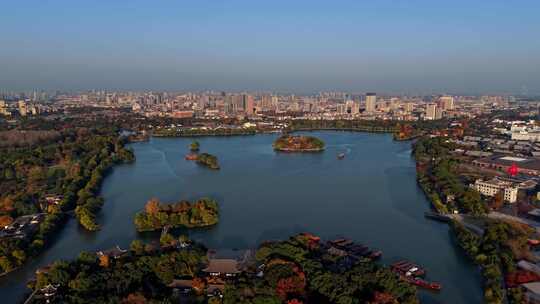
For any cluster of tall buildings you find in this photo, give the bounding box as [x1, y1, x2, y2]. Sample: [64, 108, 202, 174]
[0, 99, 42, 116]
[224, 94, 256, 115]
[424, 96, 455, 120]
[0, 89, 524, 122]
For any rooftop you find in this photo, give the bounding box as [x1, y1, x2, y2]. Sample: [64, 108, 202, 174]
[522, 281, 540, 294]
[499, 156, 528, 162]
[203, 259, 240, 274]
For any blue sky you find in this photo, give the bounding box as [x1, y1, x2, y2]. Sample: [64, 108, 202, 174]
[1, 0, 539, 94]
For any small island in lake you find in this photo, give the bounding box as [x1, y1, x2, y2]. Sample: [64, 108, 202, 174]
[195, 152, 220, 169]
[273, 135, 325, 152]
[189, 140, 200, 152]
[184, 151, 220, 169]
[134, 197, 219, 231]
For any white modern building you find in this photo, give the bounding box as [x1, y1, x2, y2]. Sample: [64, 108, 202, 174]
[472, 178, 518, 203]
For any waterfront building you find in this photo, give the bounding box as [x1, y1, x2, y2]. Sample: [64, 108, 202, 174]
[472, 178, 518, 203]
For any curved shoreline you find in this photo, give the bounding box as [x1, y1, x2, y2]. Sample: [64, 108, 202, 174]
[1, 131, 482, 304]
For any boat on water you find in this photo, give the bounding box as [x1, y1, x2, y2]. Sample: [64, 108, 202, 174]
[328, 239, 383, 260]
[400, 275, 441, 291]
[391, 260, 441, 291]
[337, 153, 345, 159]
[391, 260, 426, 277]
[185, 153, 198, 160]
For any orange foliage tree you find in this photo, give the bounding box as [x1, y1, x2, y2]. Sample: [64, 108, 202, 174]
[276, 273, 306, 300]
[145, 198, 161, 214]
[121, 292, 147, 304]
[0, 215, 14, 227]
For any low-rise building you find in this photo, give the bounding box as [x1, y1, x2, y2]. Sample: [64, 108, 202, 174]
[472, 178, 518, 203]
[203, 259, 240, 278]
[472, 155, 540, 176]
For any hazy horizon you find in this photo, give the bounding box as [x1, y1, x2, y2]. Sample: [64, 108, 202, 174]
[1, 0, 539, 94]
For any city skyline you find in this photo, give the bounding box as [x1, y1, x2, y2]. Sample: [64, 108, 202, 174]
[1, 0, 540, 94]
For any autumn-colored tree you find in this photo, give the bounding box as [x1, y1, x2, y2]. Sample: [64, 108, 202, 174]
[287, 299, 303, 304]
[121, 293, 147, 304]
[0, 196, 15, 213]
[145, 198, 160, 215]
[28, 166, 46, 183]
[47, 204, 61, 214]
[370, 292, 398, 304]
[173, 200, 191, 212]
[0, 215, 14, 227]
[99, 255, 110, 268]
[276, 275, 306, 300]
[192, 277, 206, 294]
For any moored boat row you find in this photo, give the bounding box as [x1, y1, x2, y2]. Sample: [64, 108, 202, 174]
[391, 260, 441, 291]
[327, 238, 382, 260]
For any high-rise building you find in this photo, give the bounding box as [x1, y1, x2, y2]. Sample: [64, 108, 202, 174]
[440, 96, 454, 110]
[271, 96, 279, 111]
[365, 93, 376, 113]
[261, 95, 272, 110]
[405, 102, 415, 113]
[345, 100, 359, 114]
[0, 100, 7, 116]
[436, 107, 443, 119]
[240, 94, 255, 115]
[425, 103, 443, 120]
[18, 100, 27, 116]
[337, 104, 347, 114]
[260, 95, 279, 112]
[198, 95, 209, 110]
[426, 103, 437, 120]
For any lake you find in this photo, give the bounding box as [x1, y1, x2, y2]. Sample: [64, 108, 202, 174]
[0, 131, 482, 303]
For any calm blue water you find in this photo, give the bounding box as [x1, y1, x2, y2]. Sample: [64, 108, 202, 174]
[0, 132, 482, 303]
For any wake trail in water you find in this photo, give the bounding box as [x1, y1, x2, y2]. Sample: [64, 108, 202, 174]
[328, 143, 355, 154]
[148, 144, 181, 179]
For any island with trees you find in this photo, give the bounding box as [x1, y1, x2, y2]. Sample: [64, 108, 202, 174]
[134, 197, 219, 232]
[273, 135, 325, 152]
[27, 233, 418, 304]
[184, 141, 220, 169]
[195, 153, 220, 170]
[189, 140, 200, 152]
